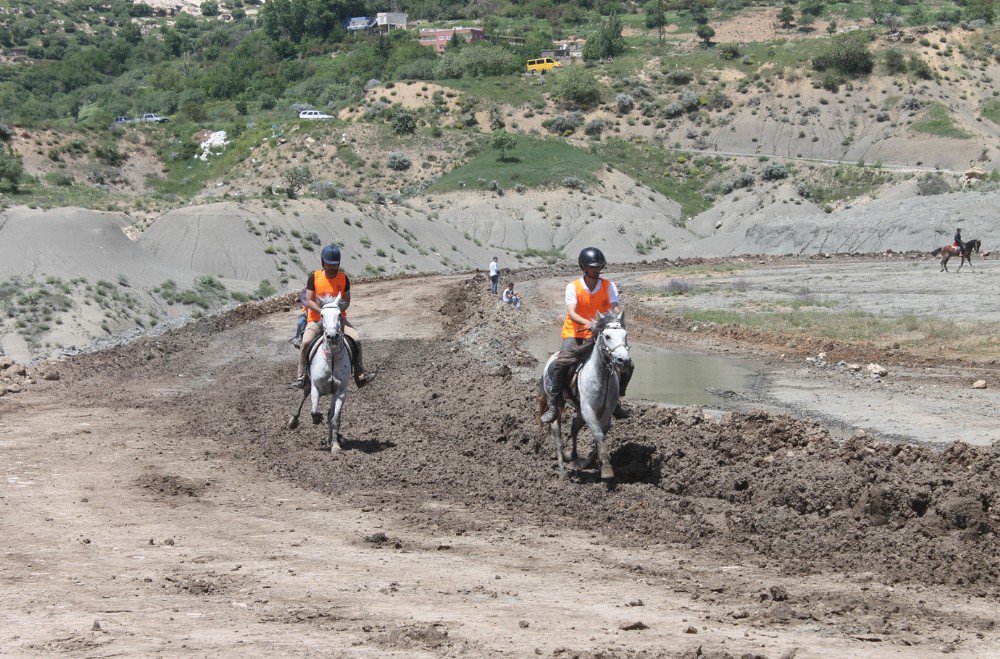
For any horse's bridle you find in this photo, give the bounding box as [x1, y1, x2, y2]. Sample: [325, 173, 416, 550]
[596, 321, 631, 374]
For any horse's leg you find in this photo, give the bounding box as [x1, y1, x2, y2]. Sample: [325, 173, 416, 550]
[328, 387, 346, 452]
[551, 417, 566, 478]
[941, 255, 948, 272]
[581, 407, 614, 481]
[570, 415, 592, 468]
[310, 383, 323, 425]
[287, 390, 310, 429]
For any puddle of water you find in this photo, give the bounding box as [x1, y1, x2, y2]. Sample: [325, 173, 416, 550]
[524, 336, 752, 407]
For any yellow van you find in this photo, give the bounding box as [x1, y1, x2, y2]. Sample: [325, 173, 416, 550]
[526, 57, 561, 73]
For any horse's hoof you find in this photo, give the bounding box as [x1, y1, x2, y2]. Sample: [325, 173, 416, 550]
[561, 449, 574, 463]
[601, 465, 616, 481]
[330, 442, 342, 453]
[311, 412, 323, 425]
[286, 416, 299, 430]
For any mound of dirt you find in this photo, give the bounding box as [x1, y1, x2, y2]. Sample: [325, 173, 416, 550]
[55, 271, 1000, 592]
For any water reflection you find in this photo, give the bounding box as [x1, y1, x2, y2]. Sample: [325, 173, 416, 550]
[524, 336, 752, 407]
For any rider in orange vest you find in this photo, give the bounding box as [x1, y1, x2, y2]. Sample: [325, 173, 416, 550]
[291, 244, 375, 389]
[540, 247, 633, 423]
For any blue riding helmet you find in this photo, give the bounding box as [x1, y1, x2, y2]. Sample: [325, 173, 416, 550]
[321, 244, 341, 266]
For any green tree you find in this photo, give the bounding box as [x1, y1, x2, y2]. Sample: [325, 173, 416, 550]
[582, 12, 625, 60]
[553, 65, 601, 108]
[0, 145, 24, 192]
[491, 130, 516, 161]
[489, 104, 505, 131]
[201, 0, 219, 16]
[778, 6, 795, 27]
[826, 18, 838, 34]
[696, 23, 715, 45]
[645, 0, 667, 45]
[284, 165, 312, 198]
[812, 31, 874, 76]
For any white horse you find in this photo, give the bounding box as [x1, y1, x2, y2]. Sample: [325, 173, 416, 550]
[287, 295, 352, 452]
[538, 310, 632, 480]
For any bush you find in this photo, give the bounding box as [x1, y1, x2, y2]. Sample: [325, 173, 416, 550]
[664, 70, 694, 85]
[583, 13, 625, 60]
[615, 93, 635, 113]
[761, 162, 789, 181]
[680, 92, 700, 111]
[884, 48, 907, 74]
[553, 66, 602, 109]
[0, 146, 24, 192]
[393, 59, 437, 80]
[391, 110, 416, 135]
[812, 32, 874, 77]
[908, 54, 934, 80]
[562, 176, 586, 190]
[664, 101, 684, 118]
[0, 124, 12, 142]
[916, 172, 951, 196]
[387, 152, 411, 171]
[584, 118, 608, 136]
[432, 43, 520, 79]
[718, 43, 741, 60]
[93, 144, 126, 166]
[544, 112, 585, 134]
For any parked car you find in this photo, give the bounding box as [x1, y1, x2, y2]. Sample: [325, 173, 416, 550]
[112, 117, 132, 125]
[526, 57, 561, 73]
[299, 110, 333, 120]
[139, 113, 169, 123]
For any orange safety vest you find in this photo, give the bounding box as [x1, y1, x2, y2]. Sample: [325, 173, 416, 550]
[561, 278, 611, 340]
[306, 270, 348, 323]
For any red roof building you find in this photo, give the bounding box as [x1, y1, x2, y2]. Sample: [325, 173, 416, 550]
[418, 27, 485, 53]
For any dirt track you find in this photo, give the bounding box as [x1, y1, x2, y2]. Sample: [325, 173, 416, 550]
[2, 264, 999, 657]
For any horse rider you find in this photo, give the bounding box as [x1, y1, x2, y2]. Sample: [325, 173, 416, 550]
[291, 244, 375, 390]
[540, 247, 634, 423]
[954, 227, 965, 254]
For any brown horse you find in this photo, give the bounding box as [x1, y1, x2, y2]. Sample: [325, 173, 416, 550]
[931, 238, 981, 272]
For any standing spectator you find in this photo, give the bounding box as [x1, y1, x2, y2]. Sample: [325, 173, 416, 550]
[488, 256, 500, 295]
[502, 282, 522, 309]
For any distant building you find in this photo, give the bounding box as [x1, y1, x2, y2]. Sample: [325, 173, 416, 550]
[376, 12, 407, 31]
[541, 43, 584, 62]
[418, 27, 485, 53]
[344, 16, 376, 32]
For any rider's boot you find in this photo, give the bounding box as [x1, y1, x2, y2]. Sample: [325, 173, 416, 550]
[351, 341, 376, 388]
[290, 337, 311, 389]
[540, 362, 568, 423]
[612, 363, 634, 419]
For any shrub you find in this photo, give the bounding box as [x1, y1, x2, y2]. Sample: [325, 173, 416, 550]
[680, 92, 700, 111]
[908, 54, 934, 80]
[0, 146, 25, 191]
[0, 124, 12, 142]
[391, 110, 416, 135]
[761, 162, 789, 181]
[916, 172, 951, 196]
[432, 43, 520, 79]
[884, 48, 907, 74]
[812, 32, 874, 77]
[583, 13, 625, 60]
[664, 70, 694, 85]
[666, 279, 694, 295]
[553, 66, 601, 109]
[664, 101, 684, 118]
[718, 43, 741, 60]
[489, 104, 505, 131]
[584, 118, 608, 136]
[562, 176, 586, 190]
[615, 93, 635, 113]
[284, 166, 312, 197]
[93, 144, 127, 166]
[387, 152, 411, 171]
[544, 112, 585, 134]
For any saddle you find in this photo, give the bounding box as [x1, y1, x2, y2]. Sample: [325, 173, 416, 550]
[305, 333, 356, 372]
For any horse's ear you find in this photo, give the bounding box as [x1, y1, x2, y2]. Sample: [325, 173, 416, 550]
[617, 309, 625, 326]
[338, 295, 348, 311]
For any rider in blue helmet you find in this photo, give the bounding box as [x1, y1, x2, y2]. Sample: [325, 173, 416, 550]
[291, 244, 376, 389]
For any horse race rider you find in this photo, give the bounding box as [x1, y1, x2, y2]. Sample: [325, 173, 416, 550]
[291, 244, 375, 390]
[539, 247, 634, 423]
[954, 227, 965, 254]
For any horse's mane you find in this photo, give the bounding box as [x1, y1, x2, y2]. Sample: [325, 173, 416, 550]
[592, 312, 622, 335]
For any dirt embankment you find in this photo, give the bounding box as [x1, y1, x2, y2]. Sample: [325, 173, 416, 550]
[3, 267, 999, 656]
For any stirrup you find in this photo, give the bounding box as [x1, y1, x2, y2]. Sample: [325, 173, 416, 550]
[540, 397, 562, 423]
[355, 371, 376, 388]
[290, 377, 306, 390]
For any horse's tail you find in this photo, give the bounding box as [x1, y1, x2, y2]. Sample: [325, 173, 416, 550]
[536, 378, 549, 433]
[931, 247, 943, 256]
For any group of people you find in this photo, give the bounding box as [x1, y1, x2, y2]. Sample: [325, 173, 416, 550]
[290, 244, 629, 422]
[489, 256, 522, 309]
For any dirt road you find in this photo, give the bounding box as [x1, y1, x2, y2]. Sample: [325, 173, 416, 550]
[2, 263, 998, 657]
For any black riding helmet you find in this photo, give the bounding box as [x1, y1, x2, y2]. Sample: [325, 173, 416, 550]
[321, 244, 341, 266]
[578, 246, 607, 270]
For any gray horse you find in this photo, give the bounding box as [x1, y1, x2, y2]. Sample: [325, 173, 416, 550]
[538, 311, 632, 480]
[287, 295, 352, 452]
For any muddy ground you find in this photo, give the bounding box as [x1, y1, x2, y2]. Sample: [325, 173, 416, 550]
[2, 259, 999, 657]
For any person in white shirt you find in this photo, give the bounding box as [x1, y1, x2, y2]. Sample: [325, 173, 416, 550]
[488, 256, 500, 294]
[502, 282, 521, 309]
